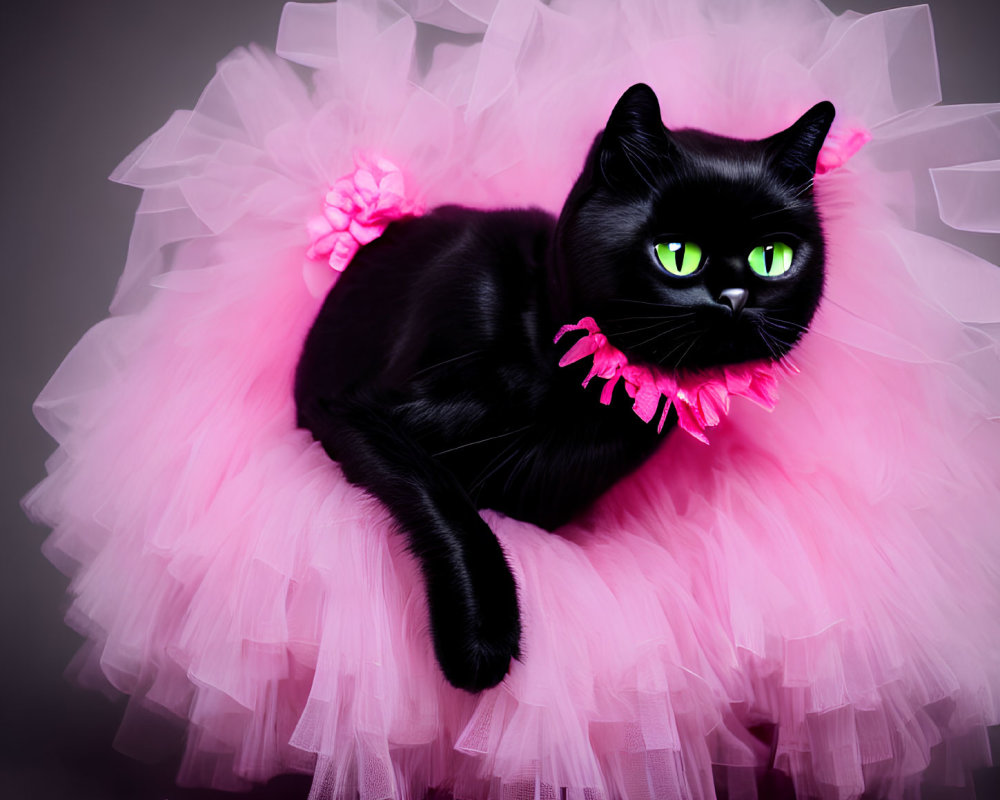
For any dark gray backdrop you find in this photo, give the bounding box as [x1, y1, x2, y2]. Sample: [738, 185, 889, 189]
[3, 1, 998, 798]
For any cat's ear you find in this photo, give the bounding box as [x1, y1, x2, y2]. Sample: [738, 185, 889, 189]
[765, 101, 836, 185]
[598, 83, 673, 191]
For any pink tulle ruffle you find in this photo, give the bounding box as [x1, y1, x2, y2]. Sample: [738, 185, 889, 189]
[23, 1, 1000, 799]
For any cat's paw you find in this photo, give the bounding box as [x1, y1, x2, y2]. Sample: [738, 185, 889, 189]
[429, 556, 522, 692]
[421, 515, 522, 692]
[435, 616, 522, 693]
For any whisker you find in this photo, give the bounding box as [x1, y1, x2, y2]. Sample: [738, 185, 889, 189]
[607, 318, 697, 338]
[756, 326, 783, 361]
[749, 180, 813, 220]
[605, 313, 696, 323]
[759, 314, 808, 338]
[470, 434, 530, 493]
[432, 424, 532, 457]
[749, 208, 786, 222]
[767, 320, 808, 335]
[648, 330, 696, 364]
[608, 298, 693, 310]
[413, 349, 483, 376]
[762, 310, 810, 331]
[669, 333, 702, 370]
[502, 447, 539, 495]
[629, 322, 697, 350]
[756, 321, 800, 360]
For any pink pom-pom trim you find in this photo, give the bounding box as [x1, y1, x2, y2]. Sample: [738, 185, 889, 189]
[307, 156, 420, 273]
[555, 317, 796, 444]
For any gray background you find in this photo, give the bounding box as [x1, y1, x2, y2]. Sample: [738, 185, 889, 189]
[3, 1, 998, 798]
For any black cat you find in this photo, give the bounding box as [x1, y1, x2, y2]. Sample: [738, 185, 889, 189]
[295, 83, 834, 692]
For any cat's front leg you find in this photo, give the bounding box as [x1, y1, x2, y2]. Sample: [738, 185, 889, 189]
[300, 392, 521, 692]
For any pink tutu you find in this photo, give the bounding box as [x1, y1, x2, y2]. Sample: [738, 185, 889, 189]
[23, 1, 1000, 798]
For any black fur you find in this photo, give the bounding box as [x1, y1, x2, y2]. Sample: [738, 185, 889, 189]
[295, 84, 835, 692]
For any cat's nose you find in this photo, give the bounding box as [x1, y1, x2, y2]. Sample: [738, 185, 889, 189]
[718, 288, 748, 317]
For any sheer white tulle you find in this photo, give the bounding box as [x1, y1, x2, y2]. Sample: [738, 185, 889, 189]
[23, 1, 1000, 799]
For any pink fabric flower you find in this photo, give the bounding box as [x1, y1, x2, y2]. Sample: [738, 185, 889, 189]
[306, 156, 419, 273]
[555, 317, 796, 443]
[816, 124, 871, 175]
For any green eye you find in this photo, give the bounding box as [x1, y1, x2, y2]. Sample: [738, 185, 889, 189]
[748, 242, 794, 277]
[655, 241, 703, 276]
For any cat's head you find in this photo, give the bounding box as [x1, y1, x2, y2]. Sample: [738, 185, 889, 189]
[550, 83, 834, 371]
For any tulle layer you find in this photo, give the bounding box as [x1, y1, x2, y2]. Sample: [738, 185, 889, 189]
[23, 1, 1000, 798]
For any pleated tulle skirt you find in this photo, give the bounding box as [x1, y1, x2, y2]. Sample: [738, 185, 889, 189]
[23, 1, 1000, 798]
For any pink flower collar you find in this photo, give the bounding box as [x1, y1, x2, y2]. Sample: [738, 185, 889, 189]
[555, 317, 794, 444]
